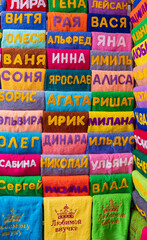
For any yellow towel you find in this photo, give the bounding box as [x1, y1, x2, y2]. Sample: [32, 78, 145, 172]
[44, 196, 92, 240]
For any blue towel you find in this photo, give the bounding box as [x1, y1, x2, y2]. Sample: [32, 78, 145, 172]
[0, 196, 42, 239]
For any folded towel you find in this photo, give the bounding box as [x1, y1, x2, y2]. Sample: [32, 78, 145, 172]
[0, 154, 40, 176]
[0, 110, 43, 132]
[43, 111, 89, 133]
[92, 193, 131, 240]
[6, 0, 47, 11]
[89, 153, 133, 175]
[48, 0, 87, 12]
[134, 85, 147, 108]
[134, 129, 147, 154]
[88, 111, 134, 133]
[91, 70, 134, 92]
[47, 12, 87, 32]
[0, 196, 42, 239]
[133, 63, 147, 86]
[42, 175, 89, 197]
[141, 227, 147, 240]
[45, 69, 91, 92]
[132, 170, 147, 202]
[92, 92, 134, 111]
[134, 108, 147, 131]
[44, 196, 92, 240]
[130, 210, 147, 240]
[131, 17, 147, 46]
[130, 0, 147, 27]
[133, 190, 147, 220]
[0, 176, 42, 196]
[41, 154, 89, 176]
[90, 173, 132, 196]
[88, 14, 130, 33]
[133, 149, 147, 178]
[92, 33, 131, 51]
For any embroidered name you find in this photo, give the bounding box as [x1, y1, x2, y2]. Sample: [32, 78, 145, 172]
[41, 155, 88, 169]
[1, 12, 46, 30]
[90, 0, 128, 11]
[2, 30, 46, 49]
[47, 12, 87, 32]
[2, 48, 46, 68]
[43, 111, 89, 132]
[0, 176, 42, 196]
[49, 0, 87, 12]
[0, 90, 45, 110]
[130, 0, 147, 27]
[131, 17, 147, 46]
[88, 14, 130, 33]
[47, 49, 90, 70]
[1, 69, 45, 91]
[47, 31, 91, 49]
[133, 154, 147, 174]
[45, 69, 91, 91]
[134, 91, 147, 101]
[92, 32, 131, 52]
[133, 64, 147, 80]
[45, 185, 88, 193]
[7, 0, 47, 11]
[45, 92, 91, 111]
[90, 51, 132, 71]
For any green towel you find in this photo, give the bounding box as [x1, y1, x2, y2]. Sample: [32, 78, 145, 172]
[132, 170, 147, 202]
[92, 193, 131, 240]
[130, 210, 147, 240]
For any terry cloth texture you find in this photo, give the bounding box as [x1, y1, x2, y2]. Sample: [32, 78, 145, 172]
[132, 190, 147, 221]
[131, 17, 147, 46]
[45, 69, 91, 92]
[47, 31, 91, 50]
[86, 132, 135, 154]
[0, 110, 43, 132]
[132, 170, 147, 202]
[88, 0, 128, 14]
[1, 11, 46, 30]
[43, 111, 89, 132]
[47, 49, 90, 70]
[133, 85, 147, 108]
[0, 196, 43, 240]
[132, 40, 147, 66]
[44, 196, 92, 240]
[92, 33, 131, 52]
[92, 92, 134, 111]
[134, 108, 147, 131]
[48, 0, 87, 12]
[90, 51, 132, 71]
[0, 154, 40, 176]
[91, 70, 134, 92]
[88, 111, 134, 133]
[132, 0, 141, 7]
[130, 0, 147, 27]
[0, 176, 42, 196]
[0, 90, 45, 110]
[1, 68, 45, 91]
[88, 14, 130, 33]
[130, 210, 147, 240]
[133, 149, 147, 178]
[42, 175, 89, 197]
[134, 129, 147, 154]
[47, 12, 87, 32]
[41, 154, 89, 176]
[90, 174, 132, 196]
[0, 132, 42, 154]
[89, 153, 133, 175]
[2, 48, 47, 69]
[6, 0, 47, 11]
[45, 91, 92, 111]
[133, 63, 147, 85]
[141, 227, 147, 240]
[92, 193, 131, 240]
[42, 133, 87, 155]
[2, 30, 46, 49]
[0, 0, 6, 11]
